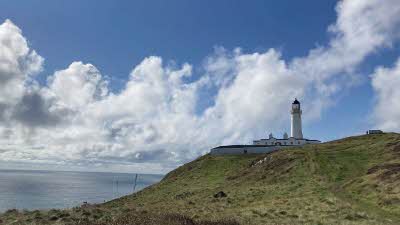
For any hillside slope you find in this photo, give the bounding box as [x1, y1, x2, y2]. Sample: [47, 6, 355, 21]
[1, 133, 399, 225]
[105, 133, 400, 225]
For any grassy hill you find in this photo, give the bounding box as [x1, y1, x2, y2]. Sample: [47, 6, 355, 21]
[105, 133, 400, 224]
[1, 133, 400, 225]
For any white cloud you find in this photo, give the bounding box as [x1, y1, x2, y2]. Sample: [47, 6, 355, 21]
[46, 62, 108, 111]
[0, 19, 43, 105]
[371, 59, 400, 130]
[1, 0, 400, 174]
[294, 0, 400, 79]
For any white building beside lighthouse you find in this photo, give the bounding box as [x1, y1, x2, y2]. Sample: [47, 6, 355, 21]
[210, 99, 321, 155]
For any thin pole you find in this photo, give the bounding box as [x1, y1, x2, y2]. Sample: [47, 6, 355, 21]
[133, 174, 138, 192]
[116, 180, 119, 195]
[112, 177, 115, 199]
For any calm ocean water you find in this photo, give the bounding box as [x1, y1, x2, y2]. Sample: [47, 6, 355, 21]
[0, 170, 163, 212]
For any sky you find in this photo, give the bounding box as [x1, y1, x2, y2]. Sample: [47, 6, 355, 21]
[0, 0, 400, 174]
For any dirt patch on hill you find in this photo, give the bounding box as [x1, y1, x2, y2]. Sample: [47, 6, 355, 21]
[367, 163, 400, 182]
[393, 144, 400, 156]
[385, 141, 400, 157]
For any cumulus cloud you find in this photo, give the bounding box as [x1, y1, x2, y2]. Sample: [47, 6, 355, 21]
[1, 0, 400, 173]
[46, 62, 108, 111]
[371, 59, 400, 130]
[295, 0, 400, 79]
[12, 88, 61, 127]
[0, 19, 43, 105]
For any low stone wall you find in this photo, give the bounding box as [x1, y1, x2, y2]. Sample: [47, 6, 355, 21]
[210, 146, 286, 155]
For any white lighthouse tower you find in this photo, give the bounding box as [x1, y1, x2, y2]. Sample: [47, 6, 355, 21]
[211, 99, 321, 155]
[291, 99, 303, 139]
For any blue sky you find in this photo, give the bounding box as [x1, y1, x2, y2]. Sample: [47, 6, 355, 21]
[0, 1, 337, 85]
[0, 0, 400, 173]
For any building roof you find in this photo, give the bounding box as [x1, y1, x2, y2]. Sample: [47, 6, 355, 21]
[293, 98, 300, 104]
[254, 138, 320, 141]
[213, 145, 284, 149]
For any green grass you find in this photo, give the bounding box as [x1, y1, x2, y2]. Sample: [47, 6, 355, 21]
[0, 206, 240, 225]
[1, 133, 400, 225]
[107, 133, 400, 224]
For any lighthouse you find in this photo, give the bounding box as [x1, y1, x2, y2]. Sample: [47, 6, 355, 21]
[211, 99, 321, 155]
[291, 99, 303, 139]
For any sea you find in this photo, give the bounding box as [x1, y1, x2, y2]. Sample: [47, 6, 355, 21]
[0, 170, 163, 212]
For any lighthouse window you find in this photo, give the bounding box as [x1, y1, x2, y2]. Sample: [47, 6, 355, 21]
[291, 142, 293, 145]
